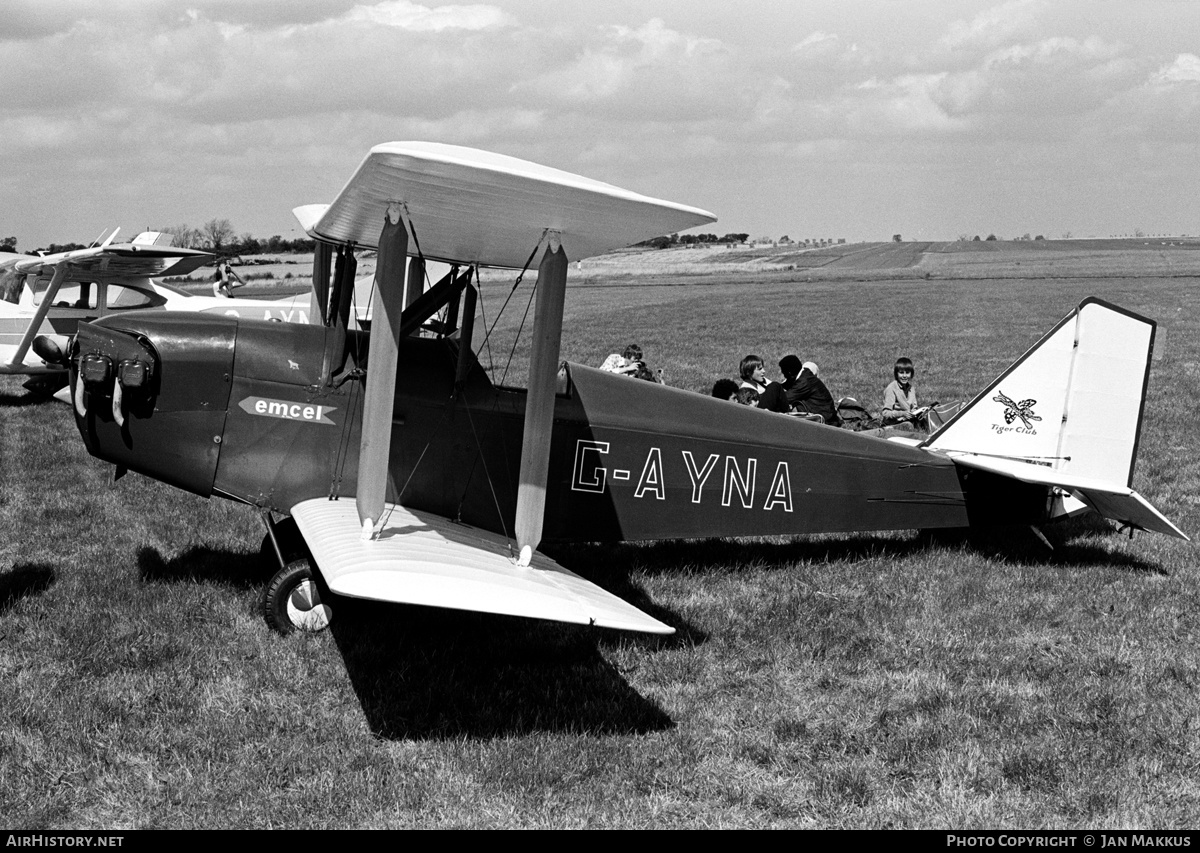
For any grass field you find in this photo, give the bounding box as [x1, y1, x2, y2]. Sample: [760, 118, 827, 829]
[2, 241, 1199, 828]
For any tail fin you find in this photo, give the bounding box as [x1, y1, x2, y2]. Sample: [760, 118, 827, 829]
[925, 298, 1187, 540]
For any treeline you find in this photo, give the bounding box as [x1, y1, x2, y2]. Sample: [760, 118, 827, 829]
[0, 218, 315, 256]
[161, 219, 315, 256]
[636, 232, 750, 249]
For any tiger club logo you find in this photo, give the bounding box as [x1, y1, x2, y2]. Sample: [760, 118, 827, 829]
[991, 391, 1041, 435]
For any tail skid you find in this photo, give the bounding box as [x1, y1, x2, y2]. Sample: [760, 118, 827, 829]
[924, 298, 1187, 540]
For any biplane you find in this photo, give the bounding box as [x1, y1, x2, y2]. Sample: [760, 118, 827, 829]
[1, 229, 315, 385]
[53, 142, 1187, 637]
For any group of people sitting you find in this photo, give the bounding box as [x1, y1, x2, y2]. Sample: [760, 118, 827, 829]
[599, 342, 935, 432]
[711, 354, 933, 431]
[712, 355, 839, 423]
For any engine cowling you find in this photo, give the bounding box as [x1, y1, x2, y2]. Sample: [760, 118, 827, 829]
[72, 313, 237, 496]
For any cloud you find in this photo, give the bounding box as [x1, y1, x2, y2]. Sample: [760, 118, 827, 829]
[940, 0, 1041, 50]
[343, 0, 514, 31]
[1153, 53, 1200, 85]
[928, 36, 1139, 127]
[516, 18, 737, 121]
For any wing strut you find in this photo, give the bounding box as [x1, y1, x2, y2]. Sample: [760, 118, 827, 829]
[514, 236, 567, 565]
[9, 263, 68, 368]
[356, 207, 408, 537]
[454, 281, 478, 388]
[309, 241, 332, 326]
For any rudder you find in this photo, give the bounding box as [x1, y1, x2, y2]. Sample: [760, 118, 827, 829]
[924, 298, 1154, 488]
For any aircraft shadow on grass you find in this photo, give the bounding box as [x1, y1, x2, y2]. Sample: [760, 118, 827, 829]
[543, 511, 1167, 578]
[327, 603, 676, 740]
[133, 543, 680, 740]
[0, 388, 50, 408]
[0, 563, 56, 613]
[136, 545, 274, 590]
[125, 514, 1162, 740]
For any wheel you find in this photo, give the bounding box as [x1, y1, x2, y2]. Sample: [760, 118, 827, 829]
[261, 516, 304, 571]
[262, 558, 334, 634]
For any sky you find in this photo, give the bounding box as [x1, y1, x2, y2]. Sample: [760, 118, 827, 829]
[2, 0, 1198, 250]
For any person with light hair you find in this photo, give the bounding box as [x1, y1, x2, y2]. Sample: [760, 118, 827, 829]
[882, 356, 932, 428]
[737, 354, 768, 404]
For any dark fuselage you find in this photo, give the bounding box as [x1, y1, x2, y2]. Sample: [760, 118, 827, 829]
[73, 313, 1050, 542]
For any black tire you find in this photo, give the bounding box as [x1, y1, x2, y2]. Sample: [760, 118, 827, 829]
[262, 558, 334, 635]
[260, 516, 304, 571]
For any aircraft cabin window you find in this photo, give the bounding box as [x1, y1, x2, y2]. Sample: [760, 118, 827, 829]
[33, 281, 98, 310]
[107, 285, 164, 310]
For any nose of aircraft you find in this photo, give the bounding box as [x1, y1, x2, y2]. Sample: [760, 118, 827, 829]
[71, 313, 238, 496]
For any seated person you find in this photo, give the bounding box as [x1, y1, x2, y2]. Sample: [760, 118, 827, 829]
[711, 378, 739, 401]
[882, 357, 929, 427]
[735, 387, 759, 406]
[599, 352, 636, 374]
[761, 355, 838, 424]
[622, 343, 662, 383]
[601, 343, 662, 382]
[738, 354, 768, 402]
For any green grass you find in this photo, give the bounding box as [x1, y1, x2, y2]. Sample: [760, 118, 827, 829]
[2, 248, 1199, 828]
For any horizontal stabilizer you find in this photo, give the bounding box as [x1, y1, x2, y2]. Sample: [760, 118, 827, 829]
[290, 498, 674, 634]
[942, 451, 1187, 540]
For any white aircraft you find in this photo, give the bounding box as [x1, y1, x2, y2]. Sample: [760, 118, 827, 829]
[0, 229, 315, 384]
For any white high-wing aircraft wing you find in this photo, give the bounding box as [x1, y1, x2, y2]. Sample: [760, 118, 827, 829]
[1, 232, 316, 378]
[0, 232, 215, 376]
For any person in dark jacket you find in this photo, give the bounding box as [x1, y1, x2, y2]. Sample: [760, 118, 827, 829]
[760, 355, 838, 424]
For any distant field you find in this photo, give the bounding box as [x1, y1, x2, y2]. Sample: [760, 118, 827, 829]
[2, 245, 1199, 828]
[174, 237, 1200, 296]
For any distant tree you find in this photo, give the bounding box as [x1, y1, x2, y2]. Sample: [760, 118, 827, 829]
[44, 242, 88, 253]
[986, 234, 998, 241]
[779, 235, 792, 244]
[1034, 235, 1045, 240]
[0, 236, 16, 253]
[892, 234, 902, 242]
[202, 218, 236, 253]
[159, 224, 203, 249]
[973, 235, 981, 241]
[1061, 231, 1073, 239]
[234, 232, 261, 255]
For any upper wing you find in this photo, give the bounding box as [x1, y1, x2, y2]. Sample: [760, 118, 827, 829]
[13, 239, 213, 281]
[293, 141, 716, 269]
[290, 498, 674, 634]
